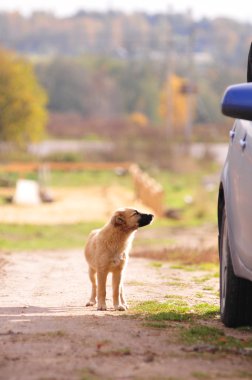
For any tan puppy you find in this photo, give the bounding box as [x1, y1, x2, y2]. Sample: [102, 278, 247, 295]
[84, 208, 153, 311]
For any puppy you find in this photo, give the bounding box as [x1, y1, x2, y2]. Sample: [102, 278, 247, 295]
[84, 208, 153, 311]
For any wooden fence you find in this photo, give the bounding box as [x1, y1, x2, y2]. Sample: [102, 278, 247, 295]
[129, 164, 165, 216]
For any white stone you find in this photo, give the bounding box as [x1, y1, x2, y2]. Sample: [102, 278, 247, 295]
[14, 179, 41, 205]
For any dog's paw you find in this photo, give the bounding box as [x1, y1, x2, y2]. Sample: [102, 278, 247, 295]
[86, 301, 96, 307]
[97, 304, 107, 311]
[114, 304, 127, 311]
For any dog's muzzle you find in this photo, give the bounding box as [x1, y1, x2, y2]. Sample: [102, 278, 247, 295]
[138, 213, 154, 227]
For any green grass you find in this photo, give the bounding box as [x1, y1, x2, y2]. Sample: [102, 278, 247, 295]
[195, 292, 204, 299]
[193, 303, 219, 318]
[0, 221, 102, 251]
[133, 300, 191, 322]
[49, 170, 132, 188]
[170, 263, 218, 272]
[165, 295, 184, 300]
[149, 261, 163, 268]
[151, 170, 218, 227]
[132, 300, 219, 322]
[0, 169, 133, 189]
[143, 321, 167, 329]
[194, 274, 216, 284]
[181, 325, 252, 350]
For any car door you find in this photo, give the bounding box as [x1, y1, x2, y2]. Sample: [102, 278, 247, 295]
[226, 119, 252, 271]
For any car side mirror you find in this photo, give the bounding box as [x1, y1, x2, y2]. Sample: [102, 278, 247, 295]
[221, 83, 252, 120]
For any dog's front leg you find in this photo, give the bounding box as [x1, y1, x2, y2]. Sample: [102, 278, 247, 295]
[97, 271, 108, 310]
[112, 270, 126, 311]
[86, 268, 97, 306]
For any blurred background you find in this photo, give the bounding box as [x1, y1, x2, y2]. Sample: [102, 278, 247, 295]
[0, 0, 250, 255]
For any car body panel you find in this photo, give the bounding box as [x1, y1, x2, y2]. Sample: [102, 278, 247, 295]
[220, 91, 252, 281]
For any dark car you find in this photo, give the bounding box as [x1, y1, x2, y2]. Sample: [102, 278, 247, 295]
[219, 44, 252, 327]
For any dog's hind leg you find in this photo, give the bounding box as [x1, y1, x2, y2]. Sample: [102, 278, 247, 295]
[86, 268, 97, 306]
[97, 271, 108, 310]
[113, 270, 126, 311]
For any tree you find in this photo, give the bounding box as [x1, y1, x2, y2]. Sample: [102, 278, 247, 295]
[0, 49, 47, 146]
[159, 74, 196, 133]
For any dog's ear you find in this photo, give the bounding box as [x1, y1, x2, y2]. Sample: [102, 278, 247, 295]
[111, 213, 125, 227]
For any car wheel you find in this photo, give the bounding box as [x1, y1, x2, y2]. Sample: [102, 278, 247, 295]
[220, 208, 252, 327]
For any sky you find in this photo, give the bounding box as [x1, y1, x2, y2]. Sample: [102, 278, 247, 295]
[0, 0, 251, 23]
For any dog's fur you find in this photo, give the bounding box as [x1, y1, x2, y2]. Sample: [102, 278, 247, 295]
[84, 208, 153, 311]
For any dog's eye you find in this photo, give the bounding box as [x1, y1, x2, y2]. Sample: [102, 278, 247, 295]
[132, 211, 139, 217]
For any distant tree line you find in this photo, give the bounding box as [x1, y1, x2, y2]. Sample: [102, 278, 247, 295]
[0, 10, 251, 68]
[35, 54, 244, 126]
[35, 57, 161, 122]
[0, 10, 251, 139]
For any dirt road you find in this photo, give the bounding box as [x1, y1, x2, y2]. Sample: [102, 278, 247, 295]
[0, 186, 151, 224]
[1, 249, 252, 380]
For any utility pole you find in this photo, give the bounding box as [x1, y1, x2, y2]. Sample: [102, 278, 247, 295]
[184, 10, 196, 148]
[166, 6, 174, 138]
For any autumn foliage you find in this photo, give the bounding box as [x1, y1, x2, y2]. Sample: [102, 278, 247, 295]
[159, 74, 196, 132]
[0, 49, 48, 146]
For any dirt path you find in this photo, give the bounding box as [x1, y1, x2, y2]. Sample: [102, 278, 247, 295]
[0, 186, 151, 224]
[1, 250, 252, 380]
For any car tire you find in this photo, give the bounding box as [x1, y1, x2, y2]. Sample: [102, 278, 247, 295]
[220, 208, 252, 327]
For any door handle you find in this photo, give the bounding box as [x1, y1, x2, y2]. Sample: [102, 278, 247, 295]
[229, 130, 235, 139]
[239, 137, 247, 150]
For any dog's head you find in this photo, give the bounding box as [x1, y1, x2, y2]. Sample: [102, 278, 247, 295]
[111, 208, 154, 232]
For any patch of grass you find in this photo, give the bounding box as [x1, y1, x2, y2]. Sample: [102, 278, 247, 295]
[133, 300, 191, 322]
[170, 263, 218, 273]
[182, 325, 224, 345]
[197, 263, 218, 271]
[195, 292, 204, 298]
[202, 285, 215, 291]
[192, 372, 212, 380]
[0, 221, 102, 251]
[143, 321, 167, 329]
[151, 169, 218, 227]
[193, 303, 219, 319]
[235, 371, 252, 379]
[149, 261, 163, 268]
[46, 330, 66, 338]
[31, 331, 67, 341]
[182, 325, 252, 350]
[170, 264, 198, 272]
[164, 281, 188, 288]
[132, 300, 219, 323]
[194, 274, 214, 284]
[165, 295, 184, 300]
[49, 169, 132, 188]
[126, 281, 146, 286]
